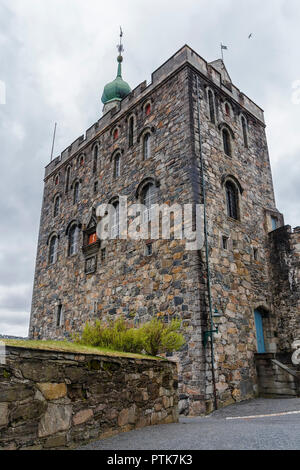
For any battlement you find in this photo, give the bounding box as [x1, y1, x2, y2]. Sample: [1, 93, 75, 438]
[45, 45, 265, 179]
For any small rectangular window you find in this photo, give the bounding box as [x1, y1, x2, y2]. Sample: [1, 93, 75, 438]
[253, 248, 258, 261]
[101, 248, 106, 262]
[56, 304, 63, 327]
[222, 236, 228, 250]
[88, 233, 97, 245]
[271, 216, 278, 231]
[145, 243, 153, 256]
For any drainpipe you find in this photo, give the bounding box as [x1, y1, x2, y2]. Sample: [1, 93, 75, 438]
[196, 76, 218, 411]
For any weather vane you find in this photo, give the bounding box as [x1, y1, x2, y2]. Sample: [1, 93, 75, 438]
[220, 43, 228, 61]
[117, 26, 124, 56]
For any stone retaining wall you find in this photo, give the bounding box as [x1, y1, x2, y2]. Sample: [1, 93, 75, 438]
[255, 353, 300, 397]
[0, 346, 178, 450]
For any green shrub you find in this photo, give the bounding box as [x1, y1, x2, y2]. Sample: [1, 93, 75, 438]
[74, 316, 185, 357]
[139, 318, 185, 356]
[75, 318, 144, 354]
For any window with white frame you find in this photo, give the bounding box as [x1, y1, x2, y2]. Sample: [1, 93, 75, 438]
[142, 183, 157, 222]
[49, 235, 58, 265]
[68, 225, 79, 256]
[111, 201, 120, 239]
[143, 133, 151, 160]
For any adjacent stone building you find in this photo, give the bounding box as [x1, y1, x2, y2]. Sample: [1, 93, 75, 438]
[29, 44, 300, 415]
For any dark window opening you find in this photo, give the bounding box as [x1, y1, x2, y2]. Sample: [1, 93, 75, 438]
[222, 129, 232, 157]
[225, 103, 231, 116]
[226, 181, 239, 220]
[129, 116, 134, 147]
[101, 248, 106, 262]
[143, 133, 151, 160]
[222, 236, 228, 250]
[49, 236, 58, 265]
[65, 167, 71, 193]
[146, 243, 153, 256]
[74, 182, 80, 204]
[242, 116, 248, 148]
[113, 128, 119, 140]
[93, 146, 98, 174]
[54, 196, 60, 217]
[208, 90, 215, 124]
[94, 181, 98, 193]
[114, 154, 121, 178]
[56, 304, 63, 327]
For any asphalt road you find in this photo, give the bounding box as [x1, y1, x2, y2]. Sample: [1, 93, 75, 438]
[78, 398, 300, 450]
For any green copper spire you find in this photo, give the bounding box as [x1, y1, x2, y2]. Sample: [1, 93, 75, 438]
[101, 28, 131, 106]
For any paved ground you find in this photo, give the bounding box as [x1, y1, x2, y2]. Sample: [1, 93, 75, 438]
[78, 398, 300, 450]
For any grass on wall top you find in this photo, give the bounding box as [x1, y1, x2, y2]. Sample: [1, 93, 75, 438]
[2, 339, 162, 361]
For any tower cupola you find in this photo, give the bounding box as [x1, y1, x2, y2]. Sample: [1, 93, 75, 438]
[101, 29, 131, 114]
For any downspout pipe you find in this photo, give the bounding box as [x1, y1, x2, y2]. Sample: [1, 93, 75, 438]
[196, 76, 218, 411]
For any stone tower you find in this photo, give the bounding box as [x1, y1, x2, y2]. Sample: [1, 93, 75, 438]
[29, 44, 299, 415]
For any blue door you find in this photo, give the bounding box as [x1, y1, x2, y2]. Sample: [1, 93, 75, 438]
[254, 310, 266, 353]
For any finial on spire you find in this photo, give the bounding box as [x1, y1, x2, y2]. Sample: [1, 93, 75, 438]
[117, 26, 124, 57]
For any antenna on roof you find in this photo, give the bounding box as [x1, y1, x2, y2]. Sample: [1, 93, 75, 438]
[50, 122, 57, 162]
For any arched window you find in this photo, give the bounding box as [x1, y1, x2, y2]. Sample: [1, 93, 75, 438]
[111, 201, 120, 238]
[143, 133, 151, 160]
[145, 103, 151, 116]
[79, 155, 85, 167]
[65, 166, 71, 193]
[113, 128, 119, 140]
[128, 116, 134, 147]
[225, 181, 239, 220]
[142, 183, 157, 222]
[49, 235, 58, 265]
[241, 116, 248, 148]
[68, 225, 79, 256]
[93, 145, 98, 174]
[54, 195, 61, 217]
[73, 182, 80, 204]
[114, 153, 121, 178]
[54, 175, 59, 186]
[225, 102, 231, 117]
[222, 128, 232, 157]
[208, 90, 216, 124]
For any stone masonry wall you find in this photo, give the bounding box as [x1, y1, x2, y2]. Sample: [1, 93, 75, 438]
[255, 354, 300, 397]
[0, 346, 178, 450]
[189, 68, 281, 409]
[29, 45, 291, 415]
[29, 64, 208, 416]
[269, 226, 300, 352]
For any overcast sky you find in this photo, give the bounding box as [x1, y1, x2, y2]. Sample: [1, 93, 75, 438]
[0, 0, 299, 337]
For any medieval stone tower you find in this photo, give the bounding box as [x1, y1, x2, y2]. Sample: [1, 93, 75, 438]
[29, 43, 300, 415]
